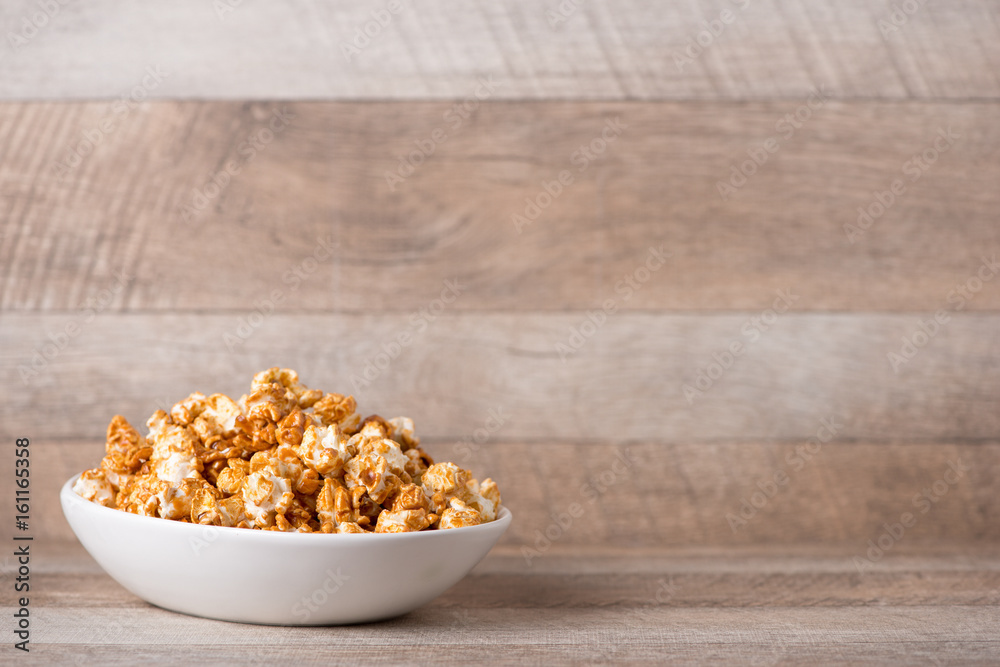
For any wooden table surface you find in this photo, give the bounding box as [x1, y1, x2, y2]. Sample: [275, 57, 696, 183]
[20, 541, 1000, 665]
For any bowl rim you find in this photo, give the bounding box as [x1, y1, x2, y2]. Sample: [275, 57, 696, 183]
[61, 473, 511, 542]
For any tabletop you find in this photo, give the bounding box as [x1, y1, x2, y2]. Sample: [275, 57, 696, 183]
[18, 541, 1000, 665]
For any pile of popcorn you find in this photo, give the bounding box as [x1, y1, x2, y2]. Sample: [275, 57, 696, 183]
[74, 368, 500, 533]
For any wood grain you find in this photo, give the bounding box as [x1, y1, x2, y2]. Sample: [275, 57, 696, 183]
[29, 549, 1000, 609]
[2, 312, 999, 442]
[22, 642, 1000, 667]
[24, 606, 1000, 646]
[1, 1, 999, 100]
[10, 544, 1000, 665]
[19, 441, 1000, 547]
[3, 101, 1000, 313]
[25, 640, 997, 667]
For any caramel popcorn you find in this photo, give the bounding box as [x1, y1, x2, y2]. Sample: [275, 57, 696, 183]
[74, 369, 502, 534]
[73, 469, 116, 508]
[438, 498, 483, 530]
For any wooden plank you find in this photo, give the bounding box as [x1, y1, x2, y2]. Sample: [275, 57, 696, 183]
[21, 642, 1000, 666]
[2, 312, 1000, 442]
[18, 606, 1000, 650]
[475, 544, 1000, 575]
[27, 565, 1000, 610]
[17, 545, 1000, 663]
[20, 441, 1000, 546]
[0, 1, 998, 100]
[36, 539, 1000, 575]
[3, 101, 999, 313]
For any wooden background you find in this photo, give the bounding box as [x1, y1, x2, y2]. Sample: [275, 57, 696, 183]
[1, 0, 999, 663]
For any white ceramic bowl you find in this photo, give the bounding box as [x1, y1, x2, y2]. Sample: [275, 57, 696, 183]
[61, 474, 511, 625]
